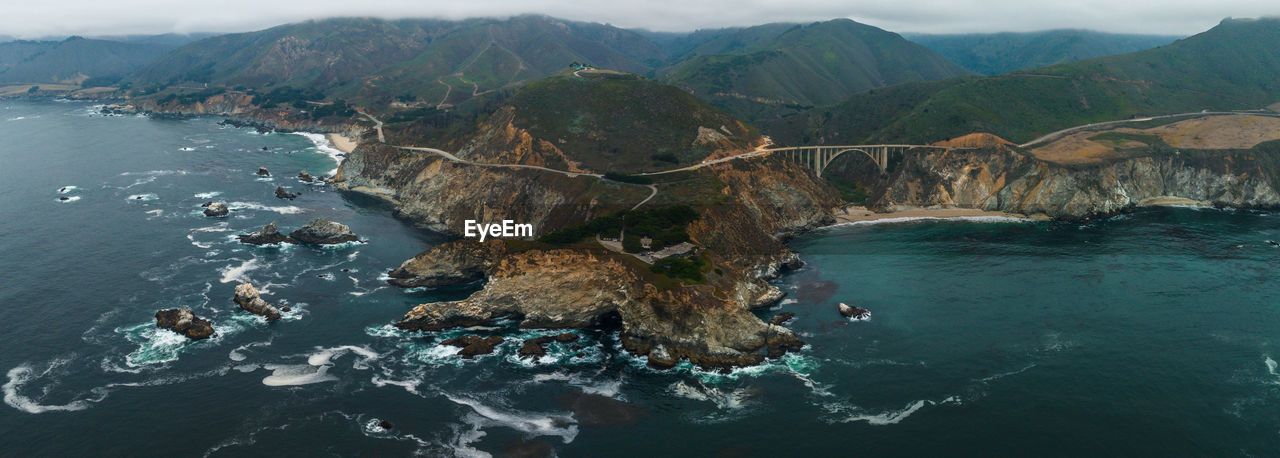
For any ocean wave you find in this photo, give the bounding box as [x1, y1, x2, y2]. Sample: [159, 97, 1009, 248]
[227, 201, 304, 214]
[127, 193, 159, 202]
[260, 345, 379, 387]
[292, 132, 345, 176]
[57, 185, 77, 194]
[57, 196, 81, 203]
[831, 215, 1033, 228]
[194, 191, 222, 199]
[669, 380, 755, 411]
[447, 395, 579, 444]
[824, 396, 962, 425]
[219, 258, 262, 284]
[531, 372, 622, 399]
[3, 359, 109, 414]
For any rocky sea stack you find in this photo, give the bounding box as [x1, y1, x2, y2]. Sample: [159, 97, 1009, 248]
[441, 335, 504, 358]
[238, 222, 293, 245]
[274, 186, 298, 200]
[202, 202, 229, 217]
[256, 166, 270, 176]
[289, 219, 359, 245]
[155, 308, 215, 340]
[298, 171, 314, 182]
[233, 283, 283, 321]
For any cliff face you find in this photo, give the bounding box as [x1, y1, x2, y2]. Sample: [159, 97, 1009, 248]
[129, 93, 361, 135]
[395, 248, 804, 369]
[875, 148, 1280, 218]
[336, 143, 641, 234]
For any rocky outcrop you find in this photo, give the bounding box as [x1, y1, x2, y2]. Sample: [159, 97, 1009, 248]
[839, 303, 870, 320]
[298, 171, 314, 182]
[288, 219, 359, 245]
[875, 148, 1280, 219]
[238, 222, 293, 245]
[233, 283, 282, 321]
[395, 249, 806, 370]
[386, 240, 507, 288]
[769, 312, 796, 326]
[518, 333, 580, 359]
[202, 202, 229, 217]
[440, 335, 504, 358]
[274, 186, 298, 200]
[256, 167, 270, 176]
[155, 308, 215, 340]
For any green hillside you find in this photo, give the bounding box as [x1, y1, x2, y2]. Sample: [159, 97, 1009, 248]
[127, 16, 665, 109]
[455, 71, 759, 173]
[908, 30, 1179, 75]
[0, 37, 170, 84]
[781, 18, 1280, 145]
[659, 19, 971, 122]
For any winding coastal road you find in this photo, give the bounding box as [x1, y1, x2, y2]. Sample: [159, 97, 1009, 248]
[356, 109, 385, 143]
[1018, 110, 1280, 148]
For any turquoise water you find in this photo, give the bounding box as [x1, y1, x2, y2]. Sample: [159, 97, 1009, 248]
[2, 100, 1280, 456]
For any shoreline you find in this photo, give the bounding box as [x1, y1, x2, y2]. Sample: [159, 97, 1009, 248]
[325, 133, 358, 154]
[831, 206, 1047, 224]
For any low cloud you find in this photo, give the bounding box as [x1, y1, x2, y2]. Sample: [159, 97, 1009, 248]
[2, 0, 1279, 39]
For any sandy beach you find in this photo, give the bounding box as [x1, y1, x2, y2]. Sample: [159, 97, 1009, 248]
[326, 133, 358, 153]
[833, 205, 1046, 223]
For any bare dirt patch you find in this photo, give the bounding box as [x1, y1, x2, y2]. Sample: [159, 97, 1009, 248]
[1028, 114, 1280, 165]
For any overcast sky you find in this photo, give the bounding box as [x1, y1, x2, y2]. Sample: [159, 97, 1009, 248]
[3, 0, 1279, 39]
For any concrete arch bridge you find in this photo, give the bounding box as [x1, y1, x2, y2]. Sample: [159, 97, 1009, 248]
[763, 145, 965, 176]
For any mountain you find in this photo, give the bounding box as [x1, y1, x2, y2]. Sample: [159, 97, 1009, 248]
[779, 18, 1280, 145]
[907, 30, 1180, 75]
[395, 70, 759, 174]
[658, 19, 972, 122]
[0, 36, 170, 84]
[128, 16, 665, 108]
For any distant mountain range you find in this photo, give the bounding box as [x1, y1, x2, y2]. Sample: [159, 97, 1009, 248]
[0, 37, 174, 84]
[907, 30, 1180, 75]
[777, 18, 1280, 145]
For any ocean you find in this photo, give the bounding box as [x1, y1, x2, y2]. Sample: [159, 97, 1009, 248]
[2, 99, 1279, 456]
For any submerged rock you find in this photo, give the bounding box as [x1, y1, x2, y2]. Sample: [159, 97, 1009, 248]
[518, 333, 580, 360]
[274, 186, 298, 200]
[440, 335, 504, 358]
[203, 202, 229, 217]
[155, 308, 215, 340]
[256, 166, 270, 176]
[238, 221, 293, 245]
[298, 171, 314, 182]
[233, 283, 282, 321]
[289, 219, 359, 245]
[838, 302, 870, 320]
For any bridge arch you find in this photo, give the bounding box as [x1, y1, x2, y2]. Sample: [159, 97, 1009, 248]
[765, 145, 960, 176]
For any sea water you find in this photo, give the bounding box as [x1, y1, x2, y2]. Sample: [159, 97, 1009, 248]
[2, 100, 1280, 455]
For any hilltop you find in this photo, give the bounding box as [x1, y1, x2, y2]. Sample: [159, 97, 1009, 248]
[908, 30, 1179, 75]
[0, 36, 172, 85]
[659, 19, 971, 122]
[391, 70, 760, 174]
[778, 18, 1280, 145]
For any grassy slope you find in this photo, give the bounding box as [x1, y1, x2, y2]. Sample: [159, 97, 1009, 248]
[785, 18, 1280, 145]
[503, 72, 759, 173]
[0, 37, 171, 83]
[908, 30, 1180, 75]
[660, 19, 971, 122]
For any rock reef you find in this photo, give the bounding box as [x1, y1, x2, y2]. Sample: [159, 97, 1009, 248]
[233, 283, 282, 321]
[440, 335, 504, 358]
[289, 219, 359, 245]
[155, 308, 215, 340]
[202, 202, 229, 217]
[238, 222, 293, 245]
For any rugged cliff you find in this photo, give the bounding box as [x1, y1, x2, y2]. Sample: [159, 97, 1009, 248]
[871, 147, 1280, 218]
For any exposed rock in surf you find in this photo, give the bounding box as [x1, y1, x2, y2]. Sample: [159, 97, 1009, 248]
[203, 202, 229, 217]
[769, 312, 796, 326]
[154, 308, 215, 340]
[440, 335, 503, 358]
[518, 333, 580, 360]
[58, 196, 69, 201]
[839, 302, 870, 320]
[274, 186, 298, 200]
[288, 219, 359, 245]
[238, 221, 294, 245]
[298, 171, 314, 182]
[233, 283, 282, 321]
[256, 166, 270, 176]
[387, 240, 508, 288]
[378, 420, 392, 430]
